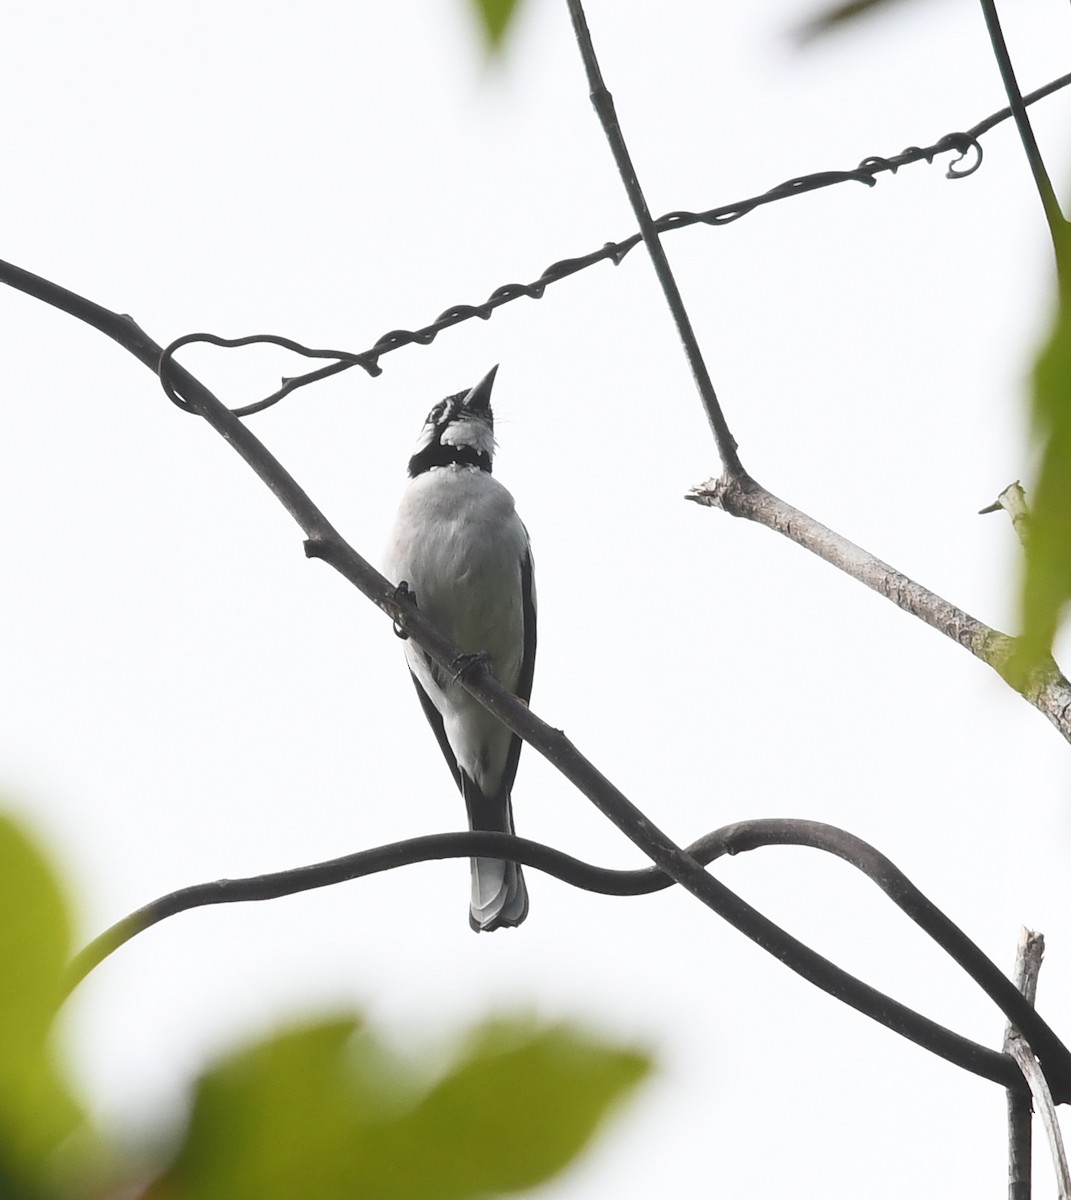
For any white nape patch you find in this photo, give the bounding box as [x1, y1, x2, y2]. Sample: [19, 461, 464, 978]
[441, 417, 494, 459]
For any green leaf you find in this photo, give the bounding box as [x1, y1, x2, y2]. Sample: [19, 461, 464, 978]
[385, 1019, 651, 1198]
[0, 816, 83, 1188]
[161, 1019, 375, 1200]
[1021, 231, 1071, 670]
[159, 1016, 649, 1200]
[797, 0, 918, 40]
[468, 0, 524, 52]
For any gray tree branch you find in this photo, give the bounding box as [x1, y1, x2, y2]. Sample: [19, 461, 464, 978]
[688, 474, 1071, 742]
[1007, 929, 1045, 1200]
[1005, 929, 1070, 1200]
[565, 0, 1071, 744]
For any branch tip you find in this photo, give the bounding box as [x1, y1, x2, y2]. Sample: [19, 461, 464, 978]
[980, 482, 1029, 546]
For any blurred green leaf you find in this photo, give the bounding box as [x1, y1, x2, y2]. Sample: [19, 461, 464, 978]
[0, 816, 650, 1200]
[1021, 236, 1071, 671]
[160, 1019, 371, 1200]
[387, 1019, 650, 1199]
[798, 0, 918, 40]
[159, 1015, 649, 1200]
[469, 0, 524, 52]
[0, 815, 83, 1189]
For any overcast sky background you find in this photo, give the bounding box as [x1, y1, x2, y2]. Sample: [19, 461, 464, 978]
[3, 0, 1071, 1195]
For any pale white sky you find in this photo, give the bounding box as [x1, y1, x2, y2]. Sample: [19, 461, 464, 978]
[3, 1, 1071, 1195]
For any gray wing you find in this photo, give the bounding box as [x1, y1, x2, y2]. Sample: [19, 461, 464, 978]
[492, 539, 536, 807]
[408, 669, 463, 795]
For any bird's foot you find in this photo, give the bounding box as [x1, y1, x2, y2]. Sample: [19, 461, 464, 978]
[392, 581, 416, 639]
[452, 650, 492, 683]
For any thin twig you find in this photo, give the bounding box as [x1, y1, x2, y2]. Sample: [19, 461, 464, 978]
[1005, 929, 1071, 1199]
[978, 0, 1066, 254]
[65, 818, 1067, 1103]
[6, 260, 1070, 1098]
[564, 0, 742, 475]
[1010, 1042, 1071, 1197]
[981, 481, 1030, 547]
[1006, 929, 1044, 1200]
[688, 475, 1071, 742]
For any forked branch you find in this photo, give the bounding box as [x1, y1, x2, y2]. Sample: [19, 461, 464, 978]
[689, 474, 1071, 741]
[565, 0, 1071, 740]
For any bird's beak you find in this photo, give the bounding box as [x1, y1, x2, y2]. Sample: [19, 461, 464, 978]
[465, 364, 499, 413]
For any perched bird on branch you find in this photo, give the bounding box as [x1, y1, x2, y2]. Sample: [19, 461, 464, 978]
[386, 366, 536, 931]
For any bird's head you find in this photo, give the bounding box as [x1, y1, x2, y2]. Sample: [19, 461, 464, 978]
[407, 365, 498, 478]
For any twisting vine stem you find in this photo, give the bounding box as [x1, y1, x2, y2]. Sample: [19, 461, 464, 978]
[154, 71, 1071, 419]
[63, 818, 1070, 1106]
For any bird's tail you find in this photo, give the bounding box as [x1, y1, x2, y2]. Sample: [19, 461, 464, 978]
[464, 782, 528, 932]
[469, 855, 528, 931]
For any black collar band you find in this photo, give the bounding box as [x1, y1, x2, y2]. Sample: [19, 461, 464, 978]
[408, 442, 492, 478]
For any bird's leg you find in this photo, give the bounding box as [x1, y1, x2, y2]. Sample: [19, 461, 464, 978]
[452, 650, 493, 683]
[392, 581, 416, 640]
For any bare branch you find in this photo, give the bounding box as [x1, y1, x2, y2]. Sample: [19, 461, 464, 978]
[1007, 929, 1045, 1200]
[978, 0, 1067, 255]
[981, 481, 1030, 547]
[1011, 1042, 1071, 1196]
[1004, 930, 1071, 1199]
[66, 815, 1071, 1104]
[689, 474, 1071, 742]
[1011, 1038, 1071, 1197]
[564, 0, 741, 475]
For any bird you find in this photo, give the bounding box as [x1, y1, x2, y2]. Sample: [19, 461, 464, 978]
[385, 365, 536, 931]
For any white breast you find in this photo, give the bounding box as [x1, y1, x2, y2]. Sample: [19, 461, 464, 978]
[385, 465, 534, 793]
